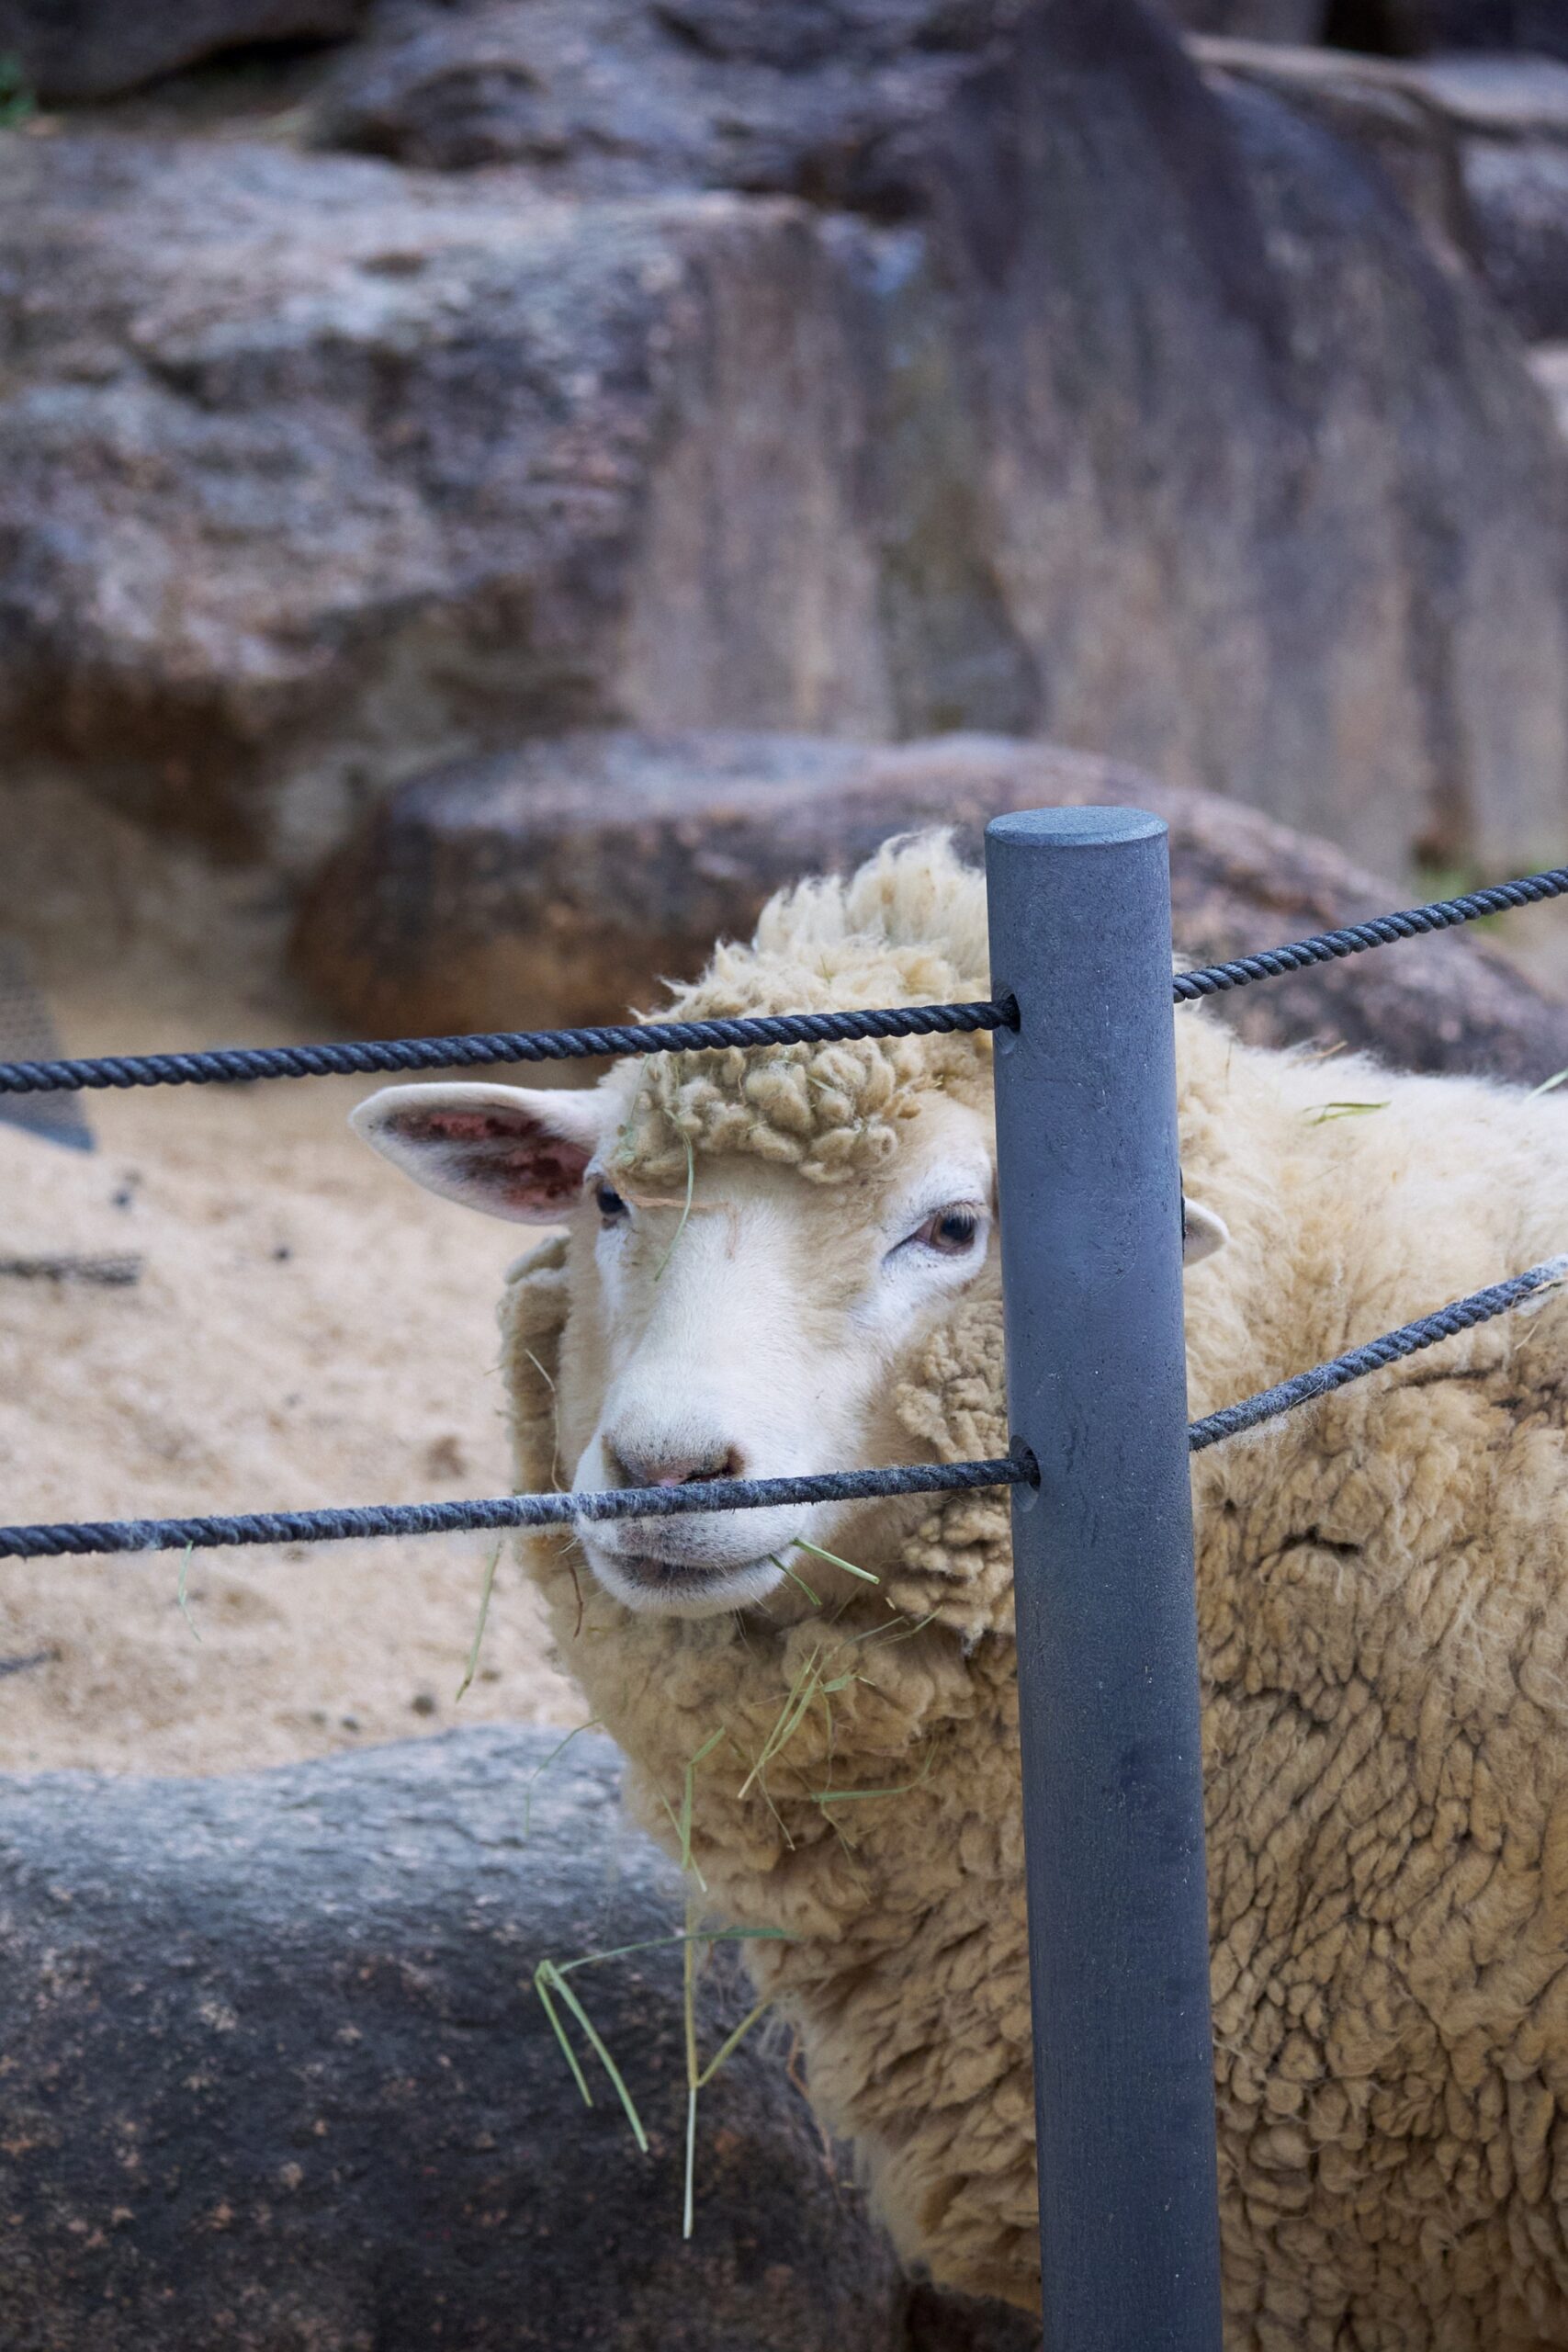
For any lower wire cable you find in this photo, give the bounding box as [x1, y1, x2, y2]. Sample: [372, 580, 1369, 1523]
[4, 1260, 1563, 1559]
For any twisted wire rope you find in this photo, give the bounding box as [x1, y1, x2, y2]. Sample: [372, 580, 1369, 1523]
[0, 1459, 1024, 1561]
[0, 1003, 1011, 1095]
[1171, 865, 1568, 1001]
[5, 1261, 1563, 1558]
[1186, 1256, 1568, 1451]
[4, 862, 1566, 1095]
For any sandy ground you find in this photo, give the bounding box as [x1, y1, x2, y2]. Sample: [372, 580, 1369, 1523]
[0, 783, 580, 1774]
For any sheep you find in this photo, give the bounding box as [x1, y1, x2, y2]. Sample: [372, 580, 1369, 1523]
[355, 832, 1568, 2350]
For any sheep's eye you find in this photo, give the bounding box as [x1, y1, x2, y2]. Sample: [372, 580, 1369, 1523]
[912, 1205, 982, 1255]
[595, 1182, 630, 1226]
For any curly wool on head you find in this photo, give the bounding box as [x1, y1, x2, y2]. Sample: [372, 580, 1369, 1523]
[607, 832, 994, 1190]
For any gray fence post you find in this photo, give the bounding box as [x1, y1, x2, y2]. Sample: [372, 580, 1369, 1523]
[985, 808, 1223, 2352]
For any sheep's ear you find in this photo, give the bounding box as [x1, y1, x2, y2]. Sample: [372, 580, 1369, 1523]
[1182, 1196, 1229, 1266]
[351, 1082, 607, 1223]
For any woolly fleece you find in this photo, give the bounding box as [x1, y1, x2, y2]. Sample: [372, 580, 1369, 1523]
[502, 837, 1568, 2349]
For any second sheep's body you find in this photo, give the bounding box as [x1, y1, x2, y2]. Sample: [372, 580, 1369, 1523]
[358, 836, 1568, 2348]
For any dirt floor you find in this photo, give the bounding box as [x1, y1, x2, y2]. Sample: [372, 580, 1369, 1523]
[0, 782, 579, 1774]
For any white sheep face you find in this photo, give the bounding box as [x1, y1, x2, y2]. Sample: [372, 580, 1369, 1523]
[354, 1078, 1225, 1620]
[352, 1079, 998, 1618]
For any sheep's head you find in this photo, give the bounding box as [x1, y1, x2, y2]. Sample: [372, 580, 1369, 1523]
[353, 1038, 1000, 1618]
[350, 837, 1004, 1618]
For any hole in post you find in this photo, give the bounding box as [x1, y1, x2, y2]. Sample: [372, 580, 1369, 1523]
[1009, 1440, 1041, 1509]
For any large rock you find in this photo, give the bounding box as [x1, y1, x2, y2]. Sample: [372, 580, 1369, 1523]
[295, 729, 1568, 1086]
[0, 0, 369, 105]
[2, 0, 1566, 880]
[0, 142, 893, 867]
[0, 1724, 1029, 2350]
[311, 0, 1568, 871]
[1197, 42, 1568, 341]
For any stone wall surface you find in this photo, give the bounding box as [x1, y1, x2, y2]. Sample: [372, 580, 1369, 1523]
[2, 0, 1567, 886]
[0, 1724, 1037, 2352]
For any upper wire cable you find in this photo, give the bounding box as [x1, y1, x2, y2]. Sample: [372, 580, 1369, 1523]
[5, 861, 1566, 1094]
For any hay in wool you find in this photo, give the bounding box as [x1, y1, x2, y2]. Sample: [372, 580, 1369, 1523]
[502, 835, 1568, 2348]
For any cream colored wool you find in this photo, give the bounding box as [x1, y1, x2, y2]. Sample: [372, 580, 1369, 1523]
[501, 838, 1568, 2349]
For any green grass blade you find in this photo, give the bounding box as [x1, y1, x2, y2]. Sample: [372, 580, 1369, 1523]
[675, 1727, 727, 1884]
[736, 1650, 820, 1798]
[790, 1536, 880, 1585]
[554, 1926, 791, 1975]
[547, 1973, 649, 2153]
[660, 1789, 709, 1895]
[533, 1963, 593, 2107]
[771, 1555, 820, 1608]
[852, 1610, 938, 1648]
[455, 1539, 503, 1702]
[695, 1996, 772, 2090]
[681, 1917, 701, 2234]
[522, 1718, 602, 1838]
[683, 2085, 699, 2239]
[176, 1543, 201, 1644]
[812, 1747, 935, 1804]
[654, 1132, 696, 1283]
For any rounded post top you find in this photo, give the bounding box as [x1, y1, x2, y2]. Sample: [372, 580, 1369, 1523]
[985, 807, 1167, 849]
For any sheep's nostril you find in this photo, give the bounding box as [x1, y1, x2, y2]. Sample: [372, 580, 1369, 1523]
[681, 1449, 742, 1487]
[604, 1439, 743, 1489]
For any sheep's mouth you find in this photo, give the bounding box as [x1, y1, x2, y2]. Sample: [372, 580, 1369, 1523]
[576, 1534, 783, 1619]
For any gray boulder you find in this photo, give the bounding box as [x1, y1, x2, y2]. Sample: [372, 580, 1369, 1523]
[1, 0, 1566, 880]
[0, 0, 368, 105]
[0, 1724, 1029, 2350]
[295, 729, 1568, 1087]
[1197, 42, 1568, 344]
[0, 139, 888, 869]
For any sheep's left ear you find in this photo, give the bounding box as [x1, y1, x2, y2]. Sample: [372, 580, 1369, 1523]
[351, 1082, 608, 1222]
[1182, 1196, 1229, 1266]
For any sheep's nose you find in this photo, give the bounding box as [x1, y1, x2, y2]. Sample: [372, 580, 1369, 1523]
[604, 1435, 744, 1489]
